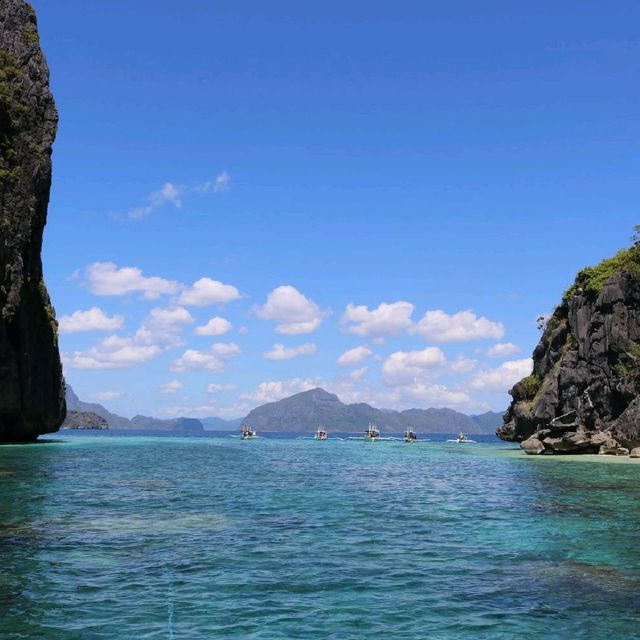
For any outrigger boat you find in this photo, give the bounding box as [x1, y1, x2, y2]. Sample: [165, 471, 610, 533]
[240, 426, 258, 440]
[446, 431, 476, 443]
[364, 423, 380, 442]
[314, 426, 328, 440]
[403, 426, 417, 443]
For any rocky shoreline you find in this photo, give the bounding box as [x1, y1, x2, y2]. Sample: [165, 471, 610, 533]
[498, 246, 640, 457]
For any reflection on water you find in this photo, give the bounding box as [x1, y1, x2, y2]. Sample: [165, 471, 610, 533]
[1, 435, 640, 638]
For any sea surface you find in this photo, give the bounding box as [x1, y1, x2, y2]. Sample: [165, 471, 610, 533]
[2, 432, 640, 639]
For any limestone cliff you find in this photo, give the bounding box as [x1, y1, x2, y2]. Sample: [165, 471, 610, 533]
[497, 242, 640, 455]
[0, 0, 65, 441]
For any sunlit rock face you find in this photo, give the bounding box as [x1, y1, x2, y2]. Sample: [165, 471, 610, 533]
[498, 265, 640, 455]
[0, 0, 65, 441]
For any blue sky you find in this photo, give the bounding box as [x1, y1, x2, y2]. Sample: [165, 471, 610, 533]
[33, 1, 639, 418]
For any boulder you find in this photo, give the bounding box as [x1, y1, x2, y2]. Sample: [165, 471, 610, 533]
[520, 437, 545, 455]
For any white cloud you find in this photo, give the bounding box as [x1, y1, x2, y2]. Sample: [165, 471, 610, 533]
[63, 306, 192, 370]
[195, 316, 232, 336]
[487, 342, 520, 358]
[59, 307, 124, 334]
[449, 355, 478, 374]
[238, 326, 249, 335]
[63, 344, 164, 370]
[341, 301, 414, 337]
[214, 171, 230, 192]
[240, 378, 319, 404]
[128, 182, 183, 220]
[86, 262, 180, 299]
[350, 367, 368, 381]
[469, 358, 533, 392]
[178, 277, 241, 306]
[337, 345, 373, 367]
[381, 347, 447, 386]
[391, 383, 473, 410]
[414, 309, 504, 343]
[207, 383, 237, 393]
[91, 390, 124, 401]
[256, 285, 328, 335]
[161, 380, 183, 394]
[197, 171, 231, 194]
[211, 342, 241, 357]
[171, 342, 240, 373]
[263, 343, 317, 361]
[171, 349, 225, 373]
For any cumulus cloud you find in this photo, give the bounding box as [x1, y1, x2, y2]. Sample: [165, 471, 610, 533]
[341, 301, 414, 337]
[240, 378, 319, 404]
[263, 343, 317, 361]
[207, 383, 237, 393]
[171, 349, 225, 373]
[350, 367, 368, 381]
[381, 347, 447, 386]
[487, 342, 520, 358]
[414, 309, 504, 343]
[211, 342, 241, 357]
[256, 285, 328, 335]
[178, 277, 241, 306]
[171, 342, 240, 372]
[91, 390, 124, 401]
[468, 358, 533, 392]
[449, 355, 478, 374]
[161, 380, 183, 394]
[86, 262, 180, 299]
[128, 182, 183, 220]
[63, 306, 193, 370]
[390, 383, 473, 409]
[195, 316, 232, 336]
[337, 345, 373, 367]
[59, 307, 124, 334]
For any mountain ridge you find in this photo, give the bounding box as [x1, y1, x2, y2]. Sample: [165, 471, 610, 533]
[242, 387, 502, 433]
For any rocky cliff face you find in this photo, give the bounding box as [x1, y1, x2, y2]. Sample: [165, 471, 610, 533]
[0, 1, 65, 441]
[498, 248, 640, 455]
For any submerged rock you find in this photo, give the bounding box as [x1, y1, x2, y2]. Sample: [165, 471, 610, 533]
[498, 243, 640, 455]
[0, 0, 65, 441]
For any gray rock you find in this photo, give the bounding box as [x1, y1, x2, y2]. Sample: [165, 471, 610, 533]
[629, 447, 640, 458]
[599, 446, 629, 456]
[0, 0, 65, 441]
[520, 437, 545, 455]
[497, 258, 640, 455]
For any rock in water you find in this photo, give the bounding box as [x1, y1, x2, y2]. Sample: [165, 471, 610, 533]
[497, 243, 640, 455]
[0, 1, 65, 441]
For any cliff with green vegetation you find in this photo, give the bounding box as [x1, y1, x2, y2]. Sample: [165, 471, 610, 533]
[497, 238, 640, 455]
[0, 0, 65, 441]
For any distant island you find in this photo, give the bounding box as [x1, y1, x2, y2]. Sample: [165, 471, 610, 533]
[66, 384, 501, 434]
[65, 385, 241, 432]
[242, 387, 502, 434]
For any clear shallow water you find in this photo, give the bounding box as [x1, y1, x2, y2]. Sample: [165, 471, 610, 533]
[2, 434, 640, 639]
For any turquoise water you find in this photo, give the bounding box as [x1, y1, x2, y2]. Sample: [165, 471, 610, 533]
[2, 434, 640, 639]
